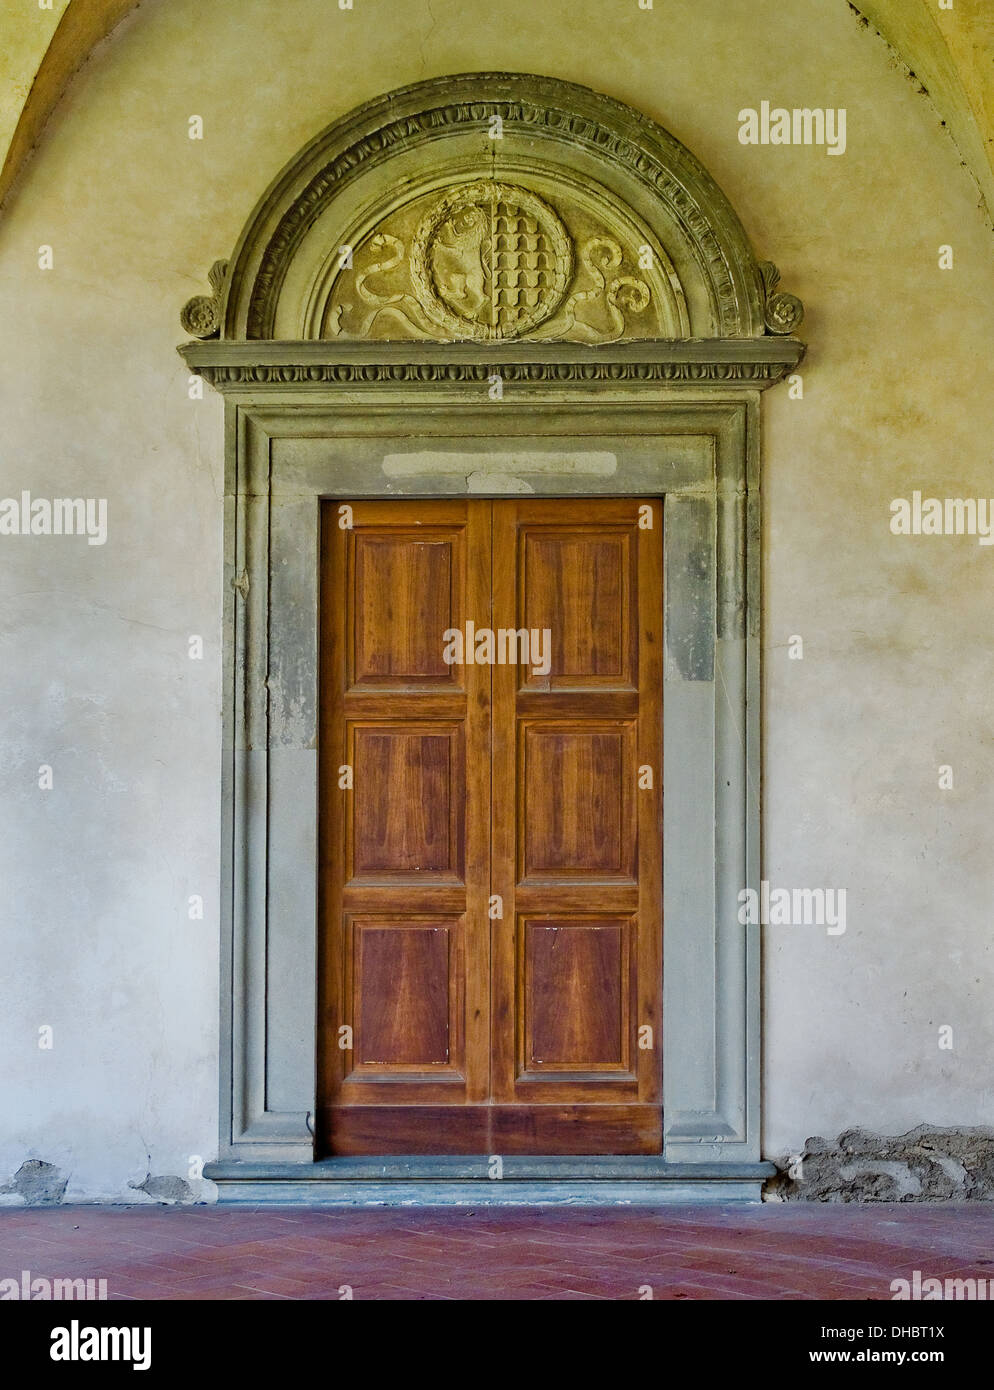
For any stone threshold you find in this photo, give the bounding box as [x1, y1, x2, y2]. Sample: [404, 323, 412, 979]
[205, 1157, 775, 1205]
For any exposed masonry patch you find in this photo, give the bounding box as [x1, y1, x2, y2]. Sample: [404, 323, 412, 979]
[128, 1173, 194, 1205]
[768, 1125, 994, 1201]
[0, 1160, 68, 1206]
[382, 449, 619, 498]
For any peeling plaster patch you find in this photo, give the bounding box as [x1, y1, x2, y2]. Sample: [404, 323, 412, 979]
[382, 451, 618, 479]
[128, 1174, 194, 1205]
[268, 685, 315, 749]
[0, 1160, 68, 1206]
[839, 1160, 922, 1199]
[466, 471, 533, 493]
[929, 1152, 971, 1188]
[769, 1125, 994, 1201]
[665, 494, 715, 681]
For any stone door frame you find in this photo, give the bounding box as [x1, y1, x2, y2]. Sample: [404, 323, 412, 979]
[179, 342, 800, 1201]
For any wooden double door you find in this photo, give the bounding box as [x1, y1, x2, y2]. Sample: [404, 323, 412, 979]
[319, 497, 663, 1155]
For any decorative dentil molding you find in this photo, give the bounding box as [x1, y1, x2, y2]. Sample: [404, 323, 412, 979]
[194, 360, 790, 386]
[177, 338, 806, 394]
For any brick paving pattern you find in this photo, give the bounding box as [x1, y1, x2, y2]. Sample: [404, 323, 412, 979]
[2, 1203, 992, 1300]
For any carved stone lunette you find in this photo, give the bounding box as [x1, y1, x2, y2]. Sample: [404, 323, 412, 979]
[179, 73, 805, 351]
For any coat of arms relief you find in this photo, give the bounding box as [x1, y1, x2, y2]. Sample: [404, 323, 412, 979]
[315, 178, 685, 343]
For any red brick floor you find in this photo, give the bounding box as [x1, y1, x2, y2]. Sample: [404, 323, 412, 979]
[1, 1202, 992, 1300]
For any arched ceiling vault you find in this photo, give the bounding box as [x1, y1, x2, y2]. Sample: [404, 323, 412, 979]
[1, 0, 992, 228]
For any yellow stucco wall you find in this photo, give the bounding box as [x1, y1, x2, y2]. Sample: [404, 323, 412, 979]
[3, 0, 993, 220]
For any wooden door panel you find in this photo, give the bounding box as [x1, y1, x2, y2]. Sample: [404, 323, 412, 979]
[520, 530, 635, 689]
[347, 915, 464, 1074]
[319, 500, 491, 1139]
[327, 1104, 662, 1156]
[348, 723, 464, 880]
[492, 499, 663, 1129]
[522, 916, 633, 1073]
[350, 529, 464, 688]
[519, 722, 636, 880]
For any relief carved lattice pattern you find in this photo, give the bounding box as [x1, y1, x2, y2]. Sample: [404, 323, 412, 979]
[411, 181, 572, 341]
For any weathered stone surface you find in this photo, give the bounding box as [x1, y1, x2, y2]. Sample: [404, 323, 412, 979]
[769, 1126, 994, 1201]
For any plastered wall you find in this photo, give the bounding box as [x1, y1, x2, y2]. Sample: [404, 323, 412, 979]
[1, 0, 992, 1200]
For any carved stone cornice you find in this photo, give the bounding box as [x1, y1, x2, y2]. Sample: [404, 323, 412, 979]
[178, 338, 805, 392]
